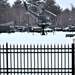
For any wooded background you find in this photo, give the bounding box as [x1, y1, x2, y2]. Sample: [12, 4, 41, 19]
[0, 0, 75, 27]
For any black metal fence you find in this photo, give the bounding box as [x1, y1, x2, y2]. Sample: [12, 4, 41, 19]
[0, 43, 74, 75]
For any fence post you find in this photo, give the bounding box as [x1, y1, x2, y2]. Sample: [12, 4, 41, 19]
[6, 43, 8, 74]
[72, 43, 74, 75]
[0, 45, 1, 74]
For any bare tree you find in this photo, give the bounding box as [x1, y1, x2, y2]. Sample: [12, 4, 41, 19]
[0, 0, 10, 23]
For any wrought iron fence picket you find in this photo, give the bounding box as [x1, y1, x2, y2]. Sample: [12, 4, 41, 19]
[0, 43, 74, 75]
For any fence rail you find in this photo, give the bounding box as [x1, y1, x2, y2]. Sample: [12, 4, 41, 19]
[0, 43, 74, 75]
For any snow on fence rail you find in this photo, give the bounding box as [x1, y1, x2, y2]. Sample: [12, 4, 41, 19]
[0, 43, 74, 75]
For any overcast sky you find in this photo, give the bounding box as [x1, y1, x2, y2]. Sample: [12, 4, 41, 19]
[8, 0, 75, 10]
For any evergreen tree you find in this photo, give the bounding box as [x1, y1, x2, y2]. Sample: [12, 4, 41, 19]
[13, 0, 22, 8]
[0, 0, 9, 10]
[0, 0, 10, 23]
[71, 5, 75, 25]
[27, 0, 39, 3]
[45, 0, 61, 15]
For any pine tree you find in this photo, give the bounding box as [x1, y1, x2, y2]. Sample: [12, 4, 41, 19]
[45, 0, 61, 15]
[13, 0, 22, 8]
[27, 0, 39, 3]
[0, 0, 10, 23]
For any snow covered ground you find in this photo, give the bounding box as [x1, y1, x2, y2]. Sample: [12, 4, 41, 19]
[0, 32, 74, 75]
[0, 31, 74, 45]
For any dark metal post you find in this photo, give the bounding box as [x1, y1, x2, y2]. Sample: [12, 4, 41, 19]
[72, 43, 74, 75]
[6, 43, 8, 74]
[41, 26, 45, 35]
[0, 45, 1, 74]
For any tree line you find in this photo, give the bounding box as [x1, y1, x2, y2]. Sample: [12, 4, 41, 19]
[57, 5, 75, 27]
[0, 0, 75, 27]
